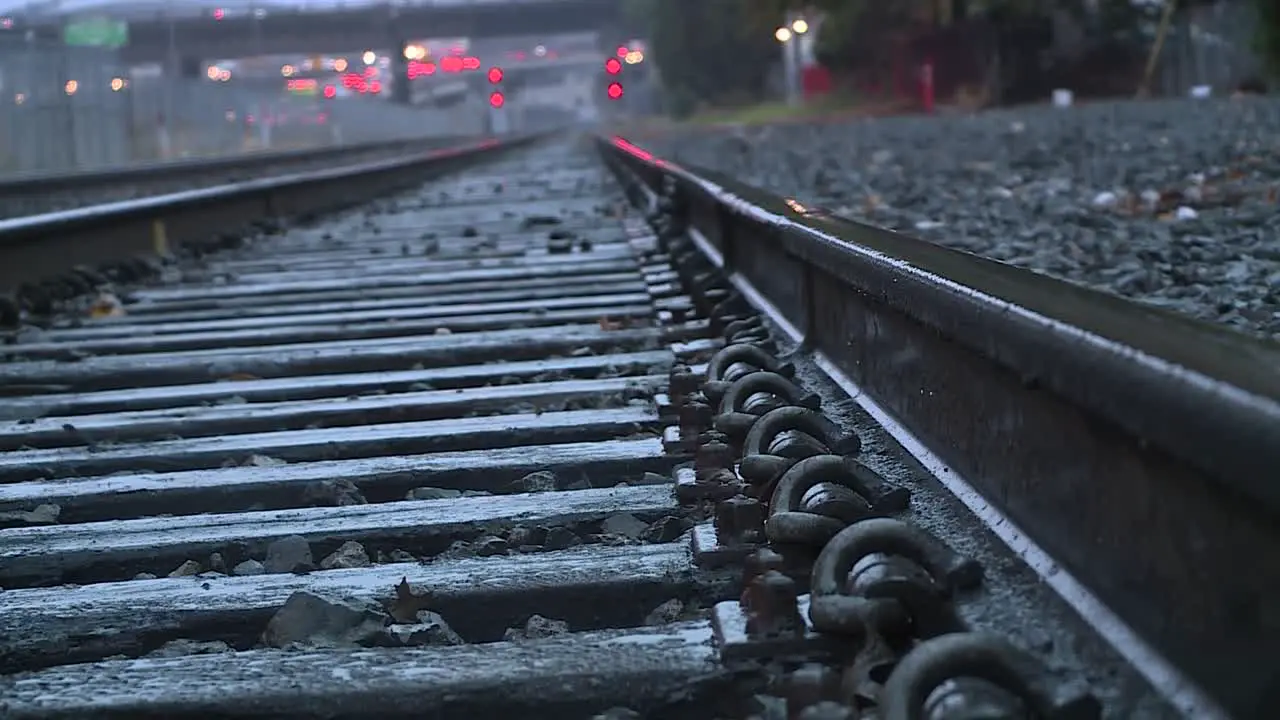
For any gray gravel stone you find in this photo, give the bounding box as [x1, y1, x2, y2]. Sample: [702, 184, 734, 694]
[263, 535, 315, 574]
[384, 611, 466, 648]
[232, 559, 266, 576]
[168, 560, 203, 577]
[649, 98, 1280, 340]
[262, 590, 389, 648]
[503, 614, 570, 641]
[319, 541, 371, 570]
[147, 639, 234, 658]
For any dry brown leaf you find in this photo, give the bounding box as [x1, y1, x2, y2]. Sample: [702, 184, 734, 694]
[597, 316, 626, 331]
[388, 576, 434, 623]
[221, 372, 260, 382]
[87, 293, 125, 319]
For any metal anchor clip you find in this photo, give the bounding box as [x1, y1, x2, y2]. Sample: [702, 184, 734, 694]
[835, 551, 971, 713]
[703, 342, 797, 406]
[739, 407, 863, 500]
[766, 455, 912, 549]
[722, 316, 772, 347]
[714, 371, 823, 440]
[809, 518, 983, 638]
[880, 632, 1102, 720]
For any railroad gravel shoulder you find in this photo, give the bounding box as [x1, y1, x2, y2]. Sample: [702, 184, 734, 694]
[645, 97, 1280, 340]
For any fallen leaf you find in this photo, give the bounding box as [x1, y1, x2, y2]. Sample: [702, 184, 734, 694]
[221, 373, 260, 382]
[88, 293, 124, 319]
[598, 316, 626, 331]
[387, 577, 433, 623]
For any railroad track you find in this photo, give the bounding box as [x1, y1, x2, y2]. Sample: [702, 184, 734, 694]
[0, 134, 1274, 719]
[0, 134, 471, 221]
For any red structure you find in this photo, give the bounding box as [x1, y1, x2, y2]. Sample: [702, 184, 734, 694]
[801, 64, 833, 98]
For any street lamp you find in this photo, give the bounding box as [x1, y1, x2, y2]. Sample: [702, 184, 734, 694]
[776, 12, 813, 108]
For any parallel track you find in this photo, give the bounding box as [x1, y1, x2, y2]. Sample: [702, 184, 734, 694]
[0, 135, 472, 220]
[0, 135, 1267, 719]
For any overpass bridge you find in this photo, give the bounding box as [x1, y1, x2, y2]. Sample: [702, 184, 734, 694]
[11, 0, 635, 66]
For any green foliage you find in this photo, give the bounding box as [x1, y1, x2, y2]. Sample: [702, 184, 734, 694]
[1253, 0, 1280, 78]
[628, 0, 781, 112]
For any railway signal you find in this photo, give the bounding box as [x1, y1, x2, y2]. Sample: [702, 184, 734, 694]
[487, 65, 506, 110]
[604, 58, 623, 101]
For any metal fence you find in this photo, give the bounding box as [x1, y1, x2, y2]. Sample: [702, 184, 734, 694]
[0, 35, 485, 176]
[0, 36, 132, 173]
[1158, 0, 1262, 97]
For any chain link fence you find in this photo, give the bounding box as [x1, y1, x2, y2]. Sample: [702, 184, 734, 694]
[0, 34, 482, 175]
[0, 36, 131, 173]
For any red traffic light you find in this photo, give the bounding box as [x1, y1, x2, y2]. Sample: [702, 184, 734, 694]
[606, 81, 623, 100]
[487, 67, 504, 83]
[604, 57, 622, 75]
[489, 91, 505, 108]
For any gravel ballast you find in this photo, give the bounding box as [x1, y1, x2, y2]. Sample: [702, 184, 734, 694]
[645, 98, 1280, 340]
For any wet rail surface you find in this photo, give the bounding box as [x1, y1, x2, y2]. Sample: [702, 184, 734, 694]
[0, 139, 1184, 719]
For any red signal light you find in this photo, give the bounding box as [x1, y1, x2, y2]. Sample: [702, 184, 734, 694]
[323, 85, 336, 98]
[604, 57, 622, 75]
[616, 45, 628, 58]
[213, 8, 224, 20]
[489, 91, 505, 108]
[487, 67, 504, 84]
[606, 81, 623, 100]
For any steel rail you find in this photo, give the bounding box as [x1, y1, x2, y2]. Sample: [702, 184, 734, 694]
[0, 133, 546, 309]
[597, 133, 1280, 720]
[0, 134, 475, 199]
